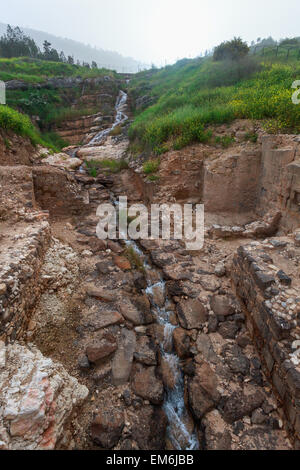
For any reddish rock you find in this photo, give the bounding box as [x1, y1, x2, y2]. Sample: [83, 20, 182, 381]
[91, 408, 125, 449]
[114, 255, 131, 271]
[131, 363, 164, 405]
[134, 336, 157, 366]
[173, 328, 191, 359]
[86, 334, 117, 363]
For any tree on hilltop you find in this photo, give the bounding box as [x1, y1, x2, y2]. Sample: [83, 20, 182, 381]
[213, 37, 250, 61]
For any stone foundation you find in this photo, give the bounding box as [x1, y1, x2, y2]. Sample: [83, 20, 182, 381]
[232, 238, 300, 446]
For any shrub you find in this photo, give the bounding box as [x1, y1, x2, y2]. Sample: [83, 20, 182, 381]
[85, 159, 128, 174]
[213, 37, 250, 62]
[215, 135, 235, 148]
[143, 159, 160, 175]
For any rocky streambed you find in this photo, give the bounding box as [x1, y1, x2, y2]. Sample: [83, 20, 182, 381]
[0, 81, 299, 450]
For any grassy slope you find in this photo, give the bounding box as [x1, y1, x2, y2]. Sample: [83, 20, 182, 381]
[129, 52, 300, 154]
[0, 58, 118, 151]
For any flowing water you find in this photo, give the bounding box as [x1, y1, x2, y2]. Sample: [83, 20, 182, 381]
[130, 239, 199, 450]
[113, 199, 199, 450]
[78, 87, 199, 450]
[87, 90, 129, 146]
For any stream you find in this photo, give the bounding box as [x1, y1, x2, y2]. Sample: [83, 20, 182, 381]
[78, 87, 199, 450]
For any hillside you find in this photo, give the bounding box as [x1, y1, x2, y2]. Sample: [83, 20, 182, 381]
[0, 58, 120, 150]
[128, 53, 300, 155]
[0, 22, 146, 73]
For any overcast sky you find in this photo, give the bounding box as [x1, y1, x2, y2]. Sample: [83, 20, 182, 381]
[1, 0, 300, 65]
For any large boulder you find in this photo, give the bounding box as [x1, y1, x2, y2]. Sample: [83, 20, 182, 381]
[177, 299, 208, 330]
[0, 342, 88, 450]
[131, 364, 164, 405]
[86, 333, 117, 363]
[188, 362, 220, 420]
[134, 336, 157, 366]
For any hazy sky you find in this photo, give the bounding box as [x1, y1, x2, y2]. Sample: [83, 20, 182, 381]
[1, 0, 300, 65]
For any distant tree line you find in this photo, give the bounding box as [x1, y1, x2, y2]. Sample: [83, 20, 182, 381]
[0, 25, 99, 68]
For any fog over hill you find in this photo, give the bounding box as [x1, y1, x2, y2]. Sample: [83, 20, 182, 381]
[0, 22, 148, 73]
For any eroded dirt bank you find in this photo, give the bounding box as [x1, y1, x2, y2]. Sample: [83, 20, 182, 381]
[0, 83, 299, 451]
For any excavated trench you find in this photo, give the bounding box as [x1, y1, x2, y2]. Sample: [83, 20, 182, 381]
[72, 88, 199, 450]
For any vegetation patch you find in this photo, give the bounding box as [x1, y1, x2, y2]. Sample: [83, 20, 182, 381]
[129, 50, 300, 152]
[85, 159, 129, 176]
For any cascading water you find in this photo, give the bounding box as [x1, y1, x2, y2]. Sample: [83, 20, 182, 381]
[77, 85, 199, 449]
[87, 90, 129, 147]
[113, 198, 199, 450]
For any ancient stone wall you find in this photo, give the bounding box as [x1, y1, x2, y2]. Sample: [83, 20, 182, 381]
[33, 166, 89, 219]
[203, 149, 261, 214]
[0, 221, 51, 342]
[232, 240, 300, 447]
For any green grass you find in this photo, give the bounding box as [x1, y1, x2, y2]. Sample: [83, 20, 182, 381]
[86, 159, 129, 176]
[0, 104, 59, 150]
[215, 135, 235, 148]
[129, 56, 300, 152]
[0, 57, 117, 83]
[124, 246, 145, 272]
[143, 158, 160, 175]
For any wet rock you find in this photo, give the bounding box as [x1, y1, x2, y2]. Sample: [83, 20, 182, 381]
[133, 272, 147, 290]
[210, 295, 235, 318]
[86, 333, 117, 363]
[134, 336, 157, 366]
[160, 356, 178, 390]
[173, 328, 191, 359]
[131, 364, 164, 405]
[223, 391, 264, 424]
[150, 283, 165, 308]
[112, 329, 136, 386]
[177, 299, 208, 330]
[91, 408, 125, 449]
[118, 296, 153, 326]
[131, 406, 167, 450]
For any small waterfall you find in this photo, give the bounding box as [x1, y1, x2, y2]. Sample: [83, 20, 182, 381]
[87, 90, 129, 147]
